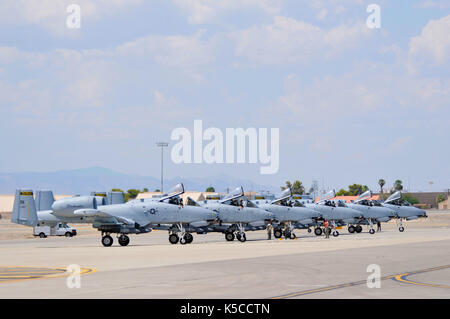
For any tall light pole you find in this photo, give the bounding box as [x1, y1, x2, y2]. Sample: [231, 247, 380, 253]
[156, 142, 168, 194]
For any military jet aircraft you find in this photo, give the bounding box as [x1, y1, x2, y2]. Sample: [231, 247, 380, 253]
[201, 187, 273, 242]
[12, 184, 217, 246]
[304, 190, 363, 237]
[254, 188, 321, 239]
[344, 191, 396, 234]
[379, 191, 427, 232]
[13, 189, 125, 228]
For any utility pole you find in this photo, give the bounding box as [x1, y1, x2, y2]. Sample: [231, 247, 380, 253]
[156, 142, 168, 194]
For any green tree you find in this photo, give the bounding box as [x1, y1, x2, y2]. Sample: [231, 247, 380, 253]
[336, 184, 369, 196]
[393, 180, 403, 191]
[205, 186, 215, 192]
[402, 193, 419, 205]
[111, 188, 124, 193]
[143, 188, 149, 193]
[281, 180, 305, 194]
[154, 189, 161, 192]
[336, 188, 350, 196]
[378, 179, 386, 194]
[126, 189, 141, 199]
[437, 194, 446, 203]
[348, 184, 369, 196]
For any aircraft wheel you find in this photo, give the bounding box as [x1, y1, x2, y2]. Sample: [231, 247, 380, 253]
[314, 228, 322, 236]
[399, 227, 405, 232]
[39, 232, 46, 238]
[185, 233, 193, 244]
[348, 225, 355, 233]
[274, 229, 283, 238]
[284, 231, 291, 239]
[225, 232, 235, 241]
[332, 231, 339, 237]
[369, 229, 375, 235]
[307, 228, 312, 233]
[180, 237, 187, 245]
[237, 233, 246, 242]
[169, 233, 179, 244]
[102, 235, 113, 247]
[118, 235, 130, 246]
[355, 225, 363, 233]
[290, 233, 296, 240]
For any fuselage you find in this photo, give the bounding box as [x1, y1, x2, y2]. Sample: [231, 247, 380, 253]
[346, 203, 395, 223]
[304, 203, 363, 224]
[255, 201, 319, 225]
[203, 201, 272, 225]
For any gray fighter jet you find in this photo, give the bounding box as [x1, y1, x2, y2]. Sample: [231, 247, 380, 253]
[201, 187, 273, 242]
[379, 191, 427, 232]
[304, 190, 363, 237]
[12, 184, 217, 246]
[254, 188, 321, 239]
[345, 191, 396, 234]
[14, 189, 125, 227]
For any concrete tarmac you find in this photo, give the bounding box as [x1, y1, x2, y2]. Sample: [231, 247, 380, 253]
[0, 213, 450, 298]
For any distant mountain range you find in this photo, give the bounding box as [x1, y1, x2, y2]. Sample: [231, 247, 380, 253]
[0, 167, 279, 195]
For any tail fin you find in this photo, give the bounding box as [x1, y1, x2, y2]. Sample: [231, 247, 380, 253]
[107, 191, 125, 205]
[35, 190, 55, 211]
[11, 189, 38, 226]
[90, 192, 107, 206]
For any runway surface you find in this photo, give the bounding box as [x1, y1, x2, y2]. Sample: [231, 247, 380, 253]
[0, 214, 450, 298]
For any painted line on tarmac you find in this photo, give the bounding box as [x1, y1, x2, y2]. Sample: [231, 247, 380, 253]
[271, 264, 450, 299]
[393, 264, 450, 289]
[0, 266, 96, 284]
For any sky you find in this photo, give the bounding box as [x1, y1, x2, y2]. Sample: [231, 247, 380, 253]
[0, 0, 449, 193]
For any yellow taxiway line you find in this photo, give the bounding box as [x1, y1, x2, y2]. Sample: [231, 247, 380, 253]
[272, 264, 450, 299]
[0, 266, 96, 284]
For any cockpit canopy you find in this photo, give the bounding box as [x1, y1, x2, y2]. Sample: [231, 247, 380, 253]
[270, 188, 292, 205]
[186, 196, 200, 207]
[220, 186, 244, 203]
[317, 190, 335, 204]
[159, 183, 185, 202]
[384, 191, 401, 204]
[355, 190, 372, 203]
[383, 191, 411, 206]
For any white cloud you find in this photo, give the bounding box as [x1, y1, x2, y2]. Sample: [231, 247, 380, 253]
[230, 16, 370, 65]
[116, 31, 214, 71]
[173, 0, 283, 24]
[408, 14, 450, 72]
[0, 0, 142, 35]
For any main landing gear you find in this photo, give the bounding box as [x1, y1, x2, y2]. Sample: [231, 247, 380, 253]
[101, 233, 130, 247]
[314, 227, 323, 236]
[169, 223, 194, 245]
[224, 223, 247, 242]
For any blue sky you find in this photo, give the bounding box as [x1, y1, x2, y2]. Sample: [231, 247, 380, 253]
[0, 0, 449, 193]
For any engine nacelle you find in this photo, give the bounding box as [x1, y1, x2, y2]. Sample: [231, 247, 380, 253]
[51, 196, 97, 217]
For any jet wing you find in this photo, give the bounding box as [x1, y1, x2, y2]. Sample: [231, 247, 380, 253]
[73, 208, 135, 226]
